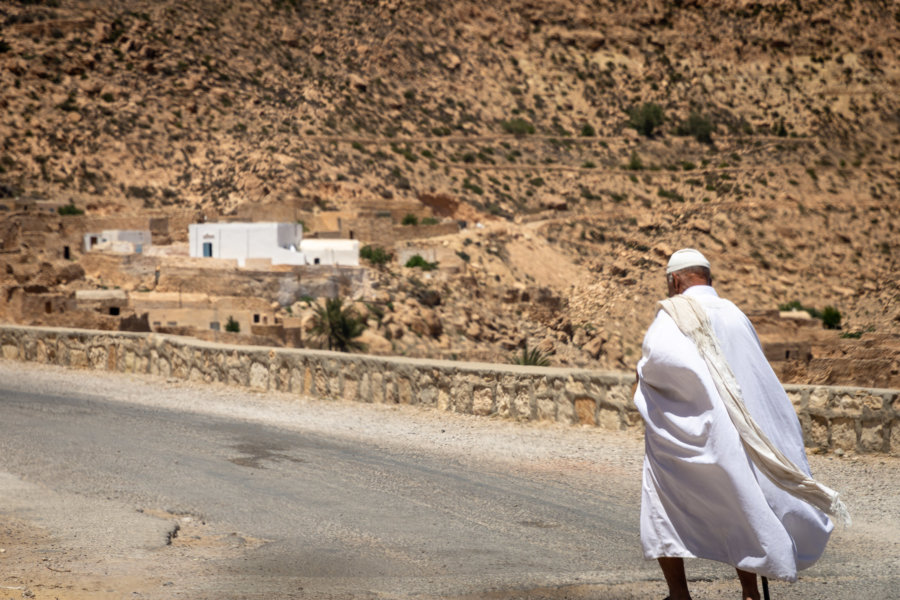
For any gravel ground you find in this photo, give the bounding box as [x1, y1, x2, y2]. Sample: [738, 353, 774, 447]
[0, 360, 898, 600]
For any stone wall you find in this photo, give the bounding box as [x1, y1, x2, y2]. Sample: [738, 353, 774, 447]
[1, 325, 897, 455]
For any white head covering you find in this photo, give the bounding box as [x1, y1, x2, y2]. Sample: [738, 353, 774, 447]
[666, 248, 711, 274]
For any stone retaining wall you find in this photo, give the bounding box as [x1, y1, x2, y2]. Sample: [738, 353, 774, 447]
[1, 325, 897, 455]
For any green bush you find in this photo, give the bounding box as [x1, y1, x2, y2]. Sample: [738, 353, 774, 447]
[360, 245, 392, 266]
[676, 112, 714, 144]
[624, 152, 644, 171]
[225, 316, 240, 333]
[57, 203, 84, 216]
[405, 254, 438, 271]
[421, 217, 439, 225]
[627, 102, 665, 137]
[580, 123, 596, 137]
[401, 213, 418, 226]
[821, 306, 841, 329]
[501, 118, 536, 136]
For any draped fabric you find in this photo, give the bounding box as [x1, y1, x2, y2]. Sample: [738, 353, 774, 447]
[634, 286, 834, 581]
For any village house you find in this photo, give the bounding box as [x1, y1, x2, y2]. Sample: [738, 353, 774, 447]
[83, 229, 153, 254]
[188, 222, 359, 267]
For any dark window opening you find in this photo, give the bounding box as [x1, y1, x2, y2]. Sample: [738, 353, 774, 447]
[109, 307, 120, 316]
[45, 301, 52, 314]
[202, 242, 213, 257]
[63, 246, 70, 259]
[253, 314, 261, 323]
[313, 257, 320, 265]
[210, 322, 220, 331]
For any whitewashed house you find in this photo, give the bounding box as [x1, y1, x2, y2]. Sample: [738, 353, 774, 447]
[83, 229, 153, 254]
[188, 222, 359, 267]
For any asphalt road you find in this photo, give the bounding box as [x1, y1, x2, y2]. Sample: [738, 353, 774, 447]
[0, 362, 897, 600]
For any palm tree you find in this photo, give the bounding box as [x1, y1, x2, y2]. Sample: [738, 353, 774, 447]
[311, 297, 367, 352]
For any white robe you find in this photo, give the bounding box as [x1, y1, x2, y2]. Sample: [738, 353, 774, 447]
[634, 285, 832, 581]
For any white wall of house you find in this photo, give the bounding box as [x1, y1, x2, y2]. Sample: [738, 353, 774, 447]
[188, 222, 358, 267]
[298, 239, 360, 266]
[83, 230, 153, 253]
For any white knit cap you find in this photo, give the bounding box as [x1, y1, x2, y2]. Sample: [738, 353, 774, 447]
[666, 248, 710, 274]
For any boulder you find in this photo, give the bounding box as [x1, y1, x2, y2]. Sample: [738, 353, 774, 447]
[359, 330, 391, 354]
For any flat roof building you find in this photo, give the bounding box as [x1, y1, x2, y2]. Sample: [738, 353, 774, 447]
[188, 222, 359, 267]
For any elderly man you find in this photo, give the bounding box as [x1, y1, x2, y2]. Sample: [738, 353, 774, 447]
[633, 249, 847, 600]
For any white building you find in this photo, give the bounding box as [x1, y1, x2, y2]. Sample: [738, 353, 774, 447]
[188, 222, 359, 267]
[83, 229, 153, 254]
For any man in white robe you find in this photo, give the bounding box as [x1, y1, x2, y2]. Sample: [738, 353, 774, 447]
[634, 249, 835, 600]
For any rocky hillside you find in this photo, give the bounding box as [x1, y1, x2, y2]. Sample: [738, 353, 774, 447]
[1, 0, 899, 384]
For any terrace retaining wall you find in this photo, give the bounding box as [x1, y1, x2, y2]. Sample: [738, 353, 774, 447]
[1, 325, 897, 455]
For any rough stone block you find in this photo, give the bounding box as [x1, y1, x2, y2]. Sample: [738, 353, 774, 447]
[860, 393, 885, 413]
[537, 396, 556, 421]
[249, 362, 269, 390]
[437, 387, 451, 411]
[495, 388, 513, 418]
[808, 388, 829, 412]
[605, 384, 631, 409]
[418, 385, 437, 407]
[598, 407, 621, 430]
[830, 392, 864, 417]
[473, 387, 494, 416]
[890, 425, 900, 457]
[574, 397, 596, 426]
[859, 422, 884, 453]
[315, 368, 329, 398]
[69, 349, 87, 368]
[357, 373, 370, 402]
[566, 379, 589, 397]
[557, 397, 575, 424]
[371, 372, 384, 404]
[303, 366, 314, 395]
[2, 343, 18, 360]
[830, 418, 857, 451]
[90, 346, 108, 368]
[327, 371, 341, 398]
[343, 377, 359, 402]
[398, 377, 413, 404]
[227, 367, 243, 386]
[513, 388, 533, 420]
[288, 368, 302, 394]
[384, 378, 398, 404]
[806, 416, 829, 449]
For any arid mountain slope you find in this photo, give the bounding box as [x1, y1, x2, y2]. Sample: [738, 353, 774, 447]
[1, 0, 898, 384]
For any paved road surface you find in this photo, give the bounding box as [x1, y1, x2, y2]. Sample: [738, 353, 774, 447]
[0, 361, 897, 600]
